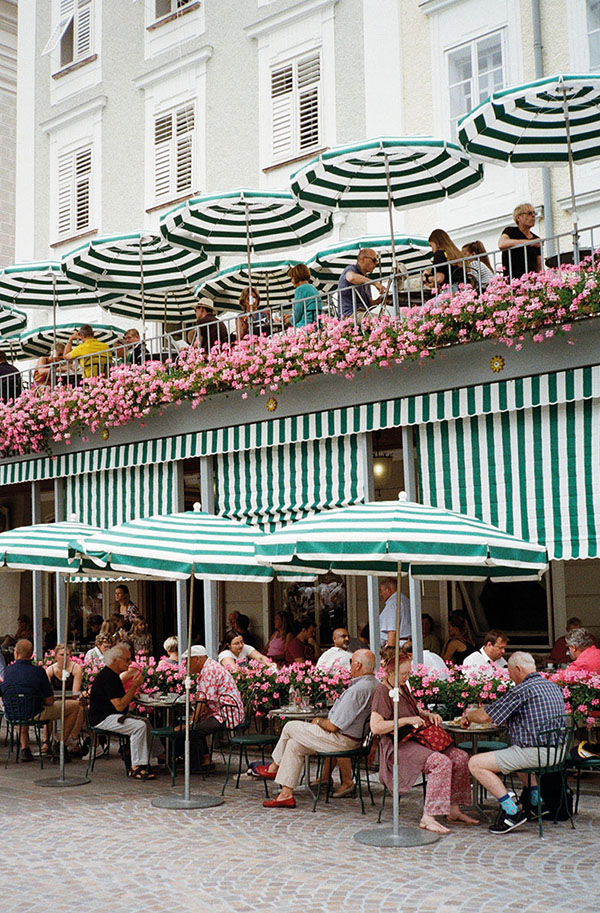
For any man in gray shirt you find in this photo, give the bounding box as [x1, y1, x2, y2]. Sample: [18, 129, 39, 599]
[254, 649, 378, 808]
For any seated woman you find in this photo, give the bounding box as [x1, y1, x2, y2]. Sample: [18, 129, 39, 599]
[264, 610, 294, 665]
[441, 612, 475, 666]
[45, 644, 85, 755]
[130, 617, 153, 657]
[157, 635, 179, 670]
[289, 263, 321, 327]
[426, 229, 470, 295]
[33, 343, 66, 386]
[237, 287, 273, 338]
[370, 648, 478, 834]
[462, 240, 494, 291]
[217, 631, 274, 670]
[84, 633, 114, 664]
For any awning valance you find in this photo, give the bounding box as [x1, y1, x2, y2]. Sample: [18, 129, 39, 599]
[65, 463, 177, 528]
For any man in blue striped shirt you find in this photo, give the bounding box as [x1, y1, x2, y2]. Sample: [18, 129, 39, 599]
[461, 651, 566, 834]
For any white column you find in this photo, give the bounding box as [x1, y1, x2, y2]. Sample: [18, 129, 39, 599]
[358, 433, 380, 649]
[31, 481, 43, 657]
[200, 455, 219, 658]
[401, 426, 423, 663]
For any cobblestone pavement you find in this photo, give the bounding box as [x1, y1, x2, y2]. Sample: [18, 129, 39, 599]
[1, 747, 598, 913]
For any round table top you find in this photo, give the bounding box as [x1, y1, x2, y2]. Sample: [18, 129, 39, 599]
[268, 706, 328, 720]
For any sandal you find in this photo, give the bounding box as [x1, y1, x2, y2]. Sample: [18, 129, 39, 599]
[128, 766, 156, 781]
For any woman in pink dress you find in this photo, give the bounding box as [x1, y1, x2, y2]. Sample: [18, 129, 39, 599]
[370, 649, 478, 834]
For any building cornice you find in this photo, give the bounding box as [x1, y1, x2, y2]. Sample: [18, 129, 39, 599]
[557, 187, 600, 212]
[40, 95, 108, 134]
[245, 0, 338, 39]
[133, 45, 213, 90]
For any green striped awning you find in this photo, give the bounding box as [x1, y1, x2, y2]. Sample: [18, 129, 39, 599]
[196, 259, 302, 312]
[310, 235, 431, 288]
[61, 231, 218, 299]
[216, 434, 366, 531]
[160, 189, 333, 256]
[255, 496, 548, 581]
[65, 463, 177, 528]
[19, 322, 126, 358]
[1, 364, 599, 487]
[0, 260, 117, 309]
[416, 400, 600, 561]
[290, 137, 483, 212]
[458, 74, 600, 166]
[74, 508, 274, 581]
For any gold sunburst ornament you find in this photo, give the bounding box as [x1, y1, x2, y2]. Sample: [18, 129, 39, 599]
[266, 397, 278, 413]
[490, 355, 505, 373]
[100, 427, 110, 441]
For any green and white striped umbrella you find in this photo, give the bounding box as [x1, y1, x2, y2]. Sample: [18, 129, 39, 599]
[160, 189, 333, 256]
[102, 288, 204, 323]
[19, 322, 126, 358]
[0, 334, 24, 358]
[457, 74, 600, 257]
[0, 306, 27, 337]
[290, 137, 484, 213]
[457, 74, 600, 167]
[0, 520, 110, 574]
[61, 231, 219, 324]
[74, 508, 276, 582]
[310, 235, 431, 288]
[255, 495, 548, 581]
[196, 259, 303, 311]
[0, 260, 117, 309]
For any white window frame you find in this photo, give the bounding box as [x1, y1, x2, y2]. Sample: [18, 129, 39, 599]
[153, 102, 196, 205]
[153, 0, 195, 22]
[270, 51, 322, 165]
[42, 0, 94, 69]
[587, 0, 600, 69]
[446, 29, 505, 139]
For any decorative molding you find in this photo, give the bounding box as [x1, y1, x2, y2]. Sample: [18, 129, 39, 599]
[52, 54, 98, 81]
[557, 188, 600, 212]
[245, 0, 338, 39]
[40, 95, 107, 135]
[418, 0, 463, 14]
[133, 45, 213, 90]
[263, 146, 329, 173]
[49, 227, 98, 250]
[146, 190, 199, 214]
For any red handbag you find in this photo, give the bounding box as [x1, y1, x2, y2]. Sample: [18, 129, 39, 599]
[401, 685, 453, 752]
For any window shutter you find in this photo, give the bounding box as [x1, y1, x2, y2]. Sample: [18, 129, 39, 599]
[297, 54, 320, 151]
[74, 147, 92, 231]
[155, 0, 171, 18]
[271, 64, 293, 162]
[42, 0, 75, 56]
[75, 0, 93, 60]
[154, 112, 173, 199]
[175, 105, 194, 194]
[57, 152, 74, 237]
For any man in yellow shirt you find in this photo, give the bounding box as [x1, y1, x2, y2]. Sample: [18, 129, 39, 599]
[63, 324, 111, 378]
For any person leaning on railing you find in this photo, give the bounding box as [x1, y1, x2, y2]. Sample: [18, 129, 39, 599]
[288, 263, 321, 327]
[187, 299, 232, 351]
[63, 324, 111, 379]
[336, 248, 385, 318]
[498, 203, 542, 279]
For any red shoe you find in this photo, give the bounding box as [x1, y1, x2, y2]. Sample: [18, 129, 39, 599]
[254, 764, 277, 780]
[263, 795, 296, 809]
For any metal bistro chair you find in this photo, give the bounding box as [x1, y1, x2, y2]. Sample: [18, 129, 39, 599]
[219, 699, 279, 797]
[80, 696, 129, 778]
[149, 698, 191, 787]
[568, 741, 600, 815]
[312, 717, 375, 814]
[514, 719, 575, 838]
[377, 775, 427, 824]
[3, 693, 47, 768]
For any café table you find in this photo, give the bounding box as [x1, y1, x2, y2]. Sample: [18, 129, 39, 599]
[268, 705, 329, 797]
[135, 693, 187, 783]
[442, 720, 505, 817]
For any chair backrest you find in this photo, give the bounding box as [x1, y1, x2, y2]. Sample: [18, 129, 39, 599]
[536, 717, 572, 771]
[2, 692, 43, 723]
[219, 698, 246, 735]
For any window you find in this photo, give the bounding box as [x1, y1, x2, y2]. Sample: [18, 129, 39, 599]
[588, 0, 600, 69]
[447, 31, 504, 137]
[270, 52, 321, 163]
[57, 145, 92, 238]
[42, 0, 93, 68]
[154, 104, 195, 202]
[155, 0, 193, 19]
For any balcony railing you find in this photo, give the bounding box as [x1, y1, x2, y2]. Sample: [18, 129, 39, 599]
[1, 219, 599, 403]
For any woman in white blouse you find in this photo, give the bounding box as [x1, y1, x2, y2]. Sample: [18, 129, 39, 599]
[217, 631, 274, 670]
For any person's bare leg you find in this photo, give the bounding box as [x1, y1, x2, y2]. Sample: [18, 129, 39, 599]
[469, 753, 507, 799]
[332, 758, 354, 795]
[446, 804, 480, 825]
[19, 725, 29, 750]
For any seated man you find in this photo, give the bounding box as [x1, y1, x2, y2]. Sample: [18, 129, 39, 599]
[463, 651, 566, 834]
[462, 629, 509, 671]
[566, 627, 600, 673]
[0, 639, 80, 762]
[285, 617, 319, 664]
[254, 649, 378, 808]
[122, 328, 150, 365]
[316, 628, 351, 671]
[180, 645, 244, 772]
[548, 616, 592, 664]
[89, 642, 154, 780]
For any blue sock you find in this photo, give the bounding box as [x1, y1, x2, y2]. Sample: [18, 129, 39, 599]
[499, 792, 518, 815]
[529, 786, 540, 806]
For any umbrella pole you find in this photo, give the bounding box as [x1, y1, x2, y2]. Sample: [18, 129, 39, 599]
[383, 154, 399, 317]
[151, 570, 224, 810]
[244, 200, 253, 310]
[561, 81, 580, 264]
[139, 238, 146, 339]
[52, 273, 57, 356]
[353, 560, 439, 847]
[36, 575, 90, 788]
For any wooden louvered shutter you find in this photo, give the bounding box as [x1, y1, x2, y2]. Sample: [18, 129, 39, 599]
[271, 64, 293, 162]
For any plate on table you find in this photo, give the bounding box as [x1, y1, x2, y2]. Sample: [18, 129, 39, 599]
[448, 717, 496, 730]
